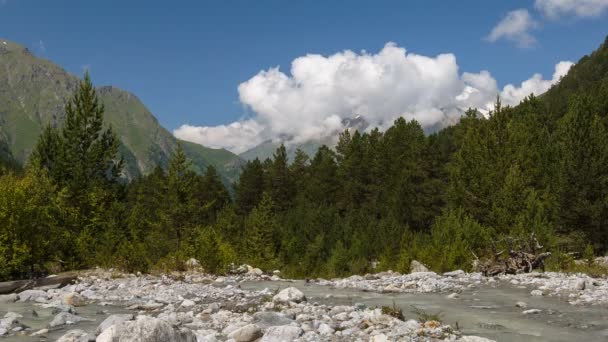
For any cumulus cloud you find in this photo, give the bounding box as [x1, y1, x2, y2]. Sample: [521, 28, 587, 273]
[486, 9, 539, 48]
[535, 0, 608, 18]
[174, 119, 265, 153]
[175, 43, 573, 153]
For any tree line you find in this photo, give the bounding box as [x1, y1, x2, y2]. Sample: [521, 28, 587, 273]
[1, 60, 607, 280]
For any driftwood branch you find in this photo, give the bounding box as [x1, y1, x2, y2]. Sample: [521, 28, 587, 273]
[0, 273, 77, 295]
[476, 234, 552, 276]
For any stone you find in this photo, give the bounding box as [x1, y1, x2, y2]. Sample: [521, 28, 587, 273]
[49, 312, 93, 328]
[459, 337, 495, 342]
[530, 290, 543, 296]
[56, 329, 94, 342]
[185, 258, 200, 268]
[64, 292, 87, 307]
[96, 313, 135, 335]
[227, 324, 262, 342]
[370, 334, 389, 342]
[382, 284, 401, 293]
[260, 326, 303, 342]
[447, 293, 460, 299]
[96, 316, 196, 342]
[410, 260, 429, 273]
[272, 287, 306, 304]
[515, 301, 527, 308]
[31, 328, 48, 336]
[248, 268, 263, 276]
[17, 289, 46, 302]
[317, 323, 334, 335]
[443, 270, 465, 277]
[181, 299, 195, 308]
[522, 309, 541, 315]
[0, 293, 18, 303]
[253, 311, 294, 328]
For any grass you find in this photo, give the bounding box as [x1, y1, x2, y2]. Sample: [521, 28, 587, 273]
[381, 301, 404, 321]
[410, 305, 442, 323]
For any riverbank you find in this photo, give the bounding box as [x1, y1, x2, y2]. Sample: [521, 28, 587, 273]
[0, 266, 607, 341]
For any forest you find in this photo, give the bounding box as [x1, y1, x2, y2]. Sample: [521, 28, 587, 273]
[1, 38, 608, 282]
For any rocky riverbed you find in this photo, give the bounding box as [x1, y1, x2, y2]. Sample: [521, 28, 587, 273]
[0, 265, 607, 341]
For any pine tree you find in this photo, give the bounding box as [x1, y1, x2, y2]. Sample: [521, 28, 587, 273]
[235, 159, 265, 214]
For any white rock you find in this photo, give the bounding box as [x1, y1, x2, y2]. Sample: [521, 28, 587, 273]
[56, 329, 93, 342]
[181, 299, 195, 308]
[370, 333, 389, 342]
[0, 294, 18, 303]
[96, 313, 134, 335]
[317, 323, 334, 335]
[273, 287, 306, 304]
[96, 316, 196, 342]
[515, 301, 527, 308]
[459, 336, 495, 342]
[227, 324, 262, 342]
[447, 293, 460, 299]
[31, 328, 48, 336]
[49, 312, 92, 328]
[443, 270, 465, 277]
[410, 260, 430, 273]
[522, 309, 541, 315]
[260, 325, 303, 342]
[17, 289, 46, 302]
[530, 290, 543, 296]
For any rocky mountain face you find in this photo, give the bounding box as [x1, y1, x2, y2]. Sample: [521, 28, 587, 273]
[0, 39, 243, 182]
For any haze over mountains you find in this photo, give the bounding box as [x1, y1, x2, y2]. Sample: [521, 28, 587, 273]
[0, 39, 243, 182]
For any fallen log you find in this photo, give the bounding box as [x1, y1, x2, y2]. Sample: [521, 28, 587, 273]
[0, 273, 77, 295]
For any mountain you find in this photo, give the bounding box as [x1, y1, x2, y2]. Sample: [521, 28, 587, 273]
[0, 39, 243, 182]
[541, 36, 608, 120]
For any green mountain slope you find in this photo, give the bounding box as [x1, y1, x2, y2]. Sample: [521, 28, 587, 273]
[541, 36, 608, 120]
[0, 39, 243, 181]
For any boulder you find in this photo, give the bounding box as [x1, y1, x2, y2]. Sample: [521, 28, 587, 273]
[522, 309, 541, 315]
[96, 314, 135, 335]
[185, 258, 200, 268]
[17, 289, 46, 302]
[64, 292, 86, 307]
[181, 299, 195, 308]
[227, 324, 262, 342]
[253, 311, 294, 328]
[515, 301, 527, 308]
[56, 329, 94, 342]
[260, 326, 303, 342]
[459, 337, 495, 342]
[248, 268, 263, 276]
[443, 270, 465, 277]
[272, 287, 306, 304]
[49, 312, 93, 328]
[0, 293, 18, 303]
[410, 260, 429, 273]
[96, 316, 196, 342]
[530, 290, 543, 297]
[370, 334, 388, 342]
[31, 328, 48, 336]
[317, 323, 334, 335]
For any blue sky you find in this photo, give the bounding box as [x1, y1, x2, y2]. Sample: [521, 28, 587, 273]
[1, 0, 607, 152]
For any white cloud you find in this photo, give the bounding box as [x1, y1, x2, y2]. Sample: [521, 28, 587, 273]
[174, 119, 265, 154]
[487, 9, 539, 48]
[535, 0, 608, 18]
[499, 61, 574, 107]
[175, 43, 573, 153]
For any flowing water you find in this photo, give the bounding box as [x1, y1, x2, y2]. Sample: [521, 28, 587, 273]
[0, 302, 128, 341]
[240, 280, 608, 342]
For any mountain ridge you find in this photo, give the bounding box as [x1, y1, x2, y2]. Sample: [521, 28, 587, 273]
[0, 39, 243, 182]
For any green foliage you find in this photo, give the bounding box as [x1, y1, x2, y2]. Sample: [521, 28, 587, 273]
[411, 305, 442, 323]
[381, 302, 405, 321]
